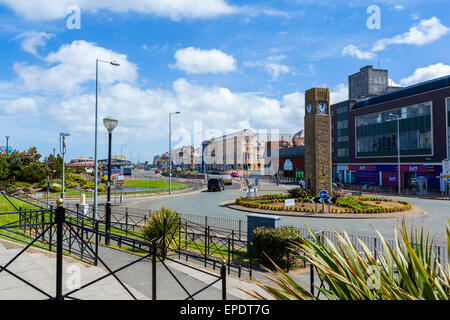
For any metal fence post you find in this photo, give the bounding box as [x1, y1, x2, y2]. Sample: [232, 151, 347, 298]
[152, 241, 157, 300]
[163, 217, 167, 261]
[204, 226, 208, 267]
[56, 199, 65, 301]
[178, 218, 181, 259]
[227, 237, 231, 275]
[221, 259, 226, 301]
[94, 220, 99, 266]
[49, 210, 53, 252]
[238, 220, 242, 241]
[310, 264, 314, 297]
[373, 238, 377, 261]
[125, 209, 129, 237]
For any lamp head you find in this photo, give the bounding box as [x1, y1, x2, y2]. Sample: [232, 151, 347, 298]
[110, 61, 120, 66]
[103, 117, 119, 133]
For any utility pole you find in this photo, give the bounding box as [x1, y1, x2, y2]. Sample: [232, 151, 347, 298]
[59, 133, 70, 200]
[5, 136, 9, 155]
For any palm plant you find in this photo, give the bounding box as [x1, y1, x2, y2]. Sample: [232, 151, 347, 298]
[246, 220, 449, 300]
[141, 206, 179, 254]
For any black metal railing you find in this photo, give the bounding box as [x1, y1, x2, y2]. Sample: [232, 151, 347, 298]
[0, 202, 229, 300]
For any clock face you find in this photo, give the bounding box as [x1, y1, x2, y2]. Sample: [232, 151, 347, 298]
[317, 102, 328, 114]
[306, 104, 312, 114]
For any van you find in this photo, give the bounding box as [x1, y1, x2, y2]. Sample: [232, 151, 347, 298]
[208, 178, 225, 192]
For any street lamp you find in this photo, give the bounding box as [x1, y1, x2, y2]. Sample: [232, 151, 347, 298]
[59, 133, 70, 199]
[5, 136, 9, 155]
[169, 111, 180, 194]
[389, 113, 401, 195]
[94, 59, 120, 220]
[103, 117, 118, 245]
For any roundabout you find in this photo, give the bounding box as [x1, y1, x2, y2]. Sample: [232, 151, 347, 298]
[223, 199, 426, 220]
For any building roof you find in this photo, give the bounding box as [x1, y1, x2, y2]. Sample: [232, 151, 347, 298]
[354, 74, 450, 110]
[278, 146, 304, 159]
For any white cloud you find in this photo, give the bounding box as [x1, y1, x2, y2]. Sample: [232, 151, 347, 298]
[13, 40, 137, 94]
[399, 63, 450, 86]
[342, 45, 376, 60]
[0, 40, 348, 152]
[0, 0, 237, 21]
[15, 31, 53, 56]
[170, 47, 237, 74]
[388, 78, 401, 87]
[1, 97, 37, 114]
[372, 17, 450, 52]
[330, 83, 348, 104]
[394, 5, 404, 11]
[244, 55, 290, 80]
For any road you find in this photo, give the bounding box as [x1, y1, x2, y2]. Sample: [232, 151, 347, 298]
[123, 175, 450, 245]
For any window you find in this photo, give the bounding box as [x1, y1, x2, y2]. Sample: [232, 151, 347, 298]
[356, 103, 432, 157]
[338, 120, 348, 129]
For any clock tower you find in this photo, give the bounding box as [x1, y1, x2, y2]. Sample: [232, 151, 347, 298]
[304, 88, 332, 196]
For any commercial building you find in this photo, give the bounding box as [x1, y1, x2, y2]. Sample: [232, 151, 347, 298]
[66, 157, 95, 170]
[171, 145, 201, 170]
[332, 66, 450, 191]
[203, 129, 294, 175]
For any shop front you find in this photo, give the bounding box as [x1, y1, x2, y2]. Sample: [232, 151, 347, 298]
[346, 164, 442, 190]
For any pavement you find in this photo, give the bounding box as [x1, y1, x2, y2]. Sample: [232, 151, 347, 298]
[0, 238, 271, 300]
[0, 239, 148, 300]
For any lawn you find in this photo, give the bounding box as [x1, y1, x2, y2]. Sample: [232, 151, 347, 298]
[124, 179, 187, 191]
[44, 180, 189, 199]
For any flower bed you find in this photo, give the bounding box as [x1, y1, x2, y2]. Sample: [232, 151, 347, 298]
[235, 194, 411, 214]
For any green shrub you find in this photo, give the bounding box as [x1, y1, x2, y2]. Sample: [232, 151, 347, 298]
[141, 207, 179, 253]
[50, 183, 62, 192]
[287, 188, 312, 199]
[252, 226, 303, 268]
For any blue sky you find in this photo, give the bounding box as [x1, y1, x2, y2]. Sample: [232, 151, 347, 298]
[0, 0, 449, 162]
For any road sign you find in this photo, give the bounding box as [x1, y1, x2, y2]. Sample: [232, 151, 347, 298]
[319, 190, 329, 199]
[115, 175, 125, 185]
[310, 197, 321, 204]
[327, 197, 336, 204]
[285, 198, 295, 207]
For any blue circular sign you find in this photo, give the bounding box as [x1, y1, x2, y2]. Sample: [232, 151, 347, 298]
[319, 190, 329, 199]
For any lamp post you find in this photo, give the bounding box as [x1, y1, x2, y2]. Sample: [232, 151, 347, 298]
[5, 136, 9, 155]
[94, 59, 120, 220]
[169, 112, 180, 194]
[389, 113, 401, 195]
[59, 133, 70, 199]
[103, 117, 118, 245]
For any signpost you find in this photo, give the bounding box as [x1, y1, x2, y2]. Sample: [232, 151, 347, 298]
[319, 190, 328, 213]
[115, 175, 125, 203]
[310, 193, 335, 214]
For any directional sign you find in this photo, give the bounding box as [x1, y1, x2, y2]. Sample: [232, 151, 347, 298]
[310, 197, 322, 204]
[319, 190, 329, 199]
[327, 197, 336, 205]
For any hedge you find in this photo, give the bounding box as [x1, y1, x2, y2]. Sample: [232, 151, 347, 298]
[251, 226, 303, 267]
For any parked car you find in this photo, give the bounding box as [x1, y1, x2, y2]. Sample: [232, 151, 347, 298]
[209, 171, 222, 176]
[222, 175, 232, 185]
[155, 170, 160, 174]
[231, 172, 239, 178]
[208, 178, 225, 192]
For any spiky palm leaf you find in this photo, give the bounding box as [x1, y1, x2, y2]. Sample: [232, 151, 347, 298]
[245, 220, 449, 300]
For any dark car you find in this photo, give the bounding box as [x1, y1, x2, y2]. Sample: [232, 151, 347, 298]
[208, 178, 225, 192]
[209, 171, 222, 176]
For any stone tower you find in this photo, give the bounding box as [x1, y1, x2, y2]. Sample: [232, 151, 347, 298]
[304, 88, 332, 196]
